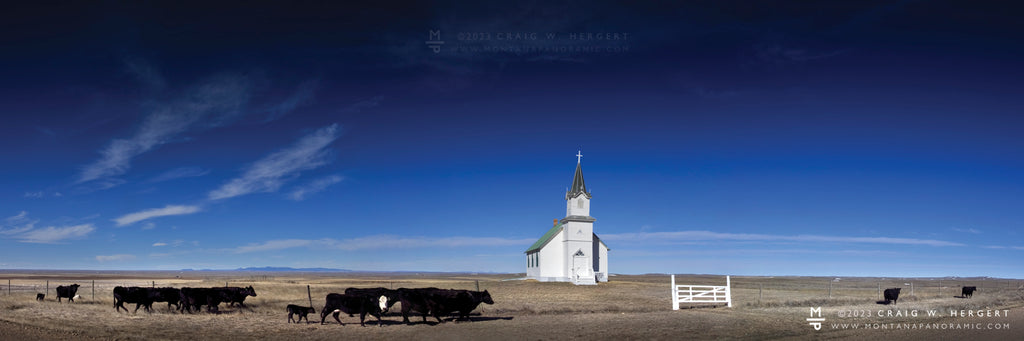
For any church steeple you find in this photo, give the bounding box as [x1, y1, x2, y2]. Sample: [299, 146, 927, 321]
[566, 150, 592, 200]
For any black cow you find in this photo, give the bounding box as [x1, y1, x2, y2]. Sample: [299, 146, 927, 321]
[36, 293, 44, 301]
[962, 286, 977, 298]
[884, 288, 901, 305]
[55, 284, 80, 303]
[397, 287, 444, 324]
[148, 287, 181, 312]
[427, 289, 494, 322]
[287, 304, 316, 323]
[222, 286, 257, 307]
[320, 293, 389, 327]
[113, 286, 155, 313]
[179, 287, 224, 313]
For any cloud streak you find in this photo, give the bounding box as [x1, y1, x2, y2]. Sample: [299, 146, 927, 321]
[19, 224, 95, 244]
[148, 167, 210, 183]
[232, 235, 535, 253]
[289, 175, 344, 201]
[264, 80, 318, 122]
[209, 124, 342, 200]
[2, 211, 95, 244]
[79, 73, 252, 184]
[96, 254, 136, 262]
[123, 57, 166, 90]
[602, 230, 965, 247]
[113, 205, 202, 227]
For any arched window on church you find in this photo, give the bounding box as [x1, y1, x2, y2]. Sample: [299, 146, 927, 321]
[577, 198, 584, 208]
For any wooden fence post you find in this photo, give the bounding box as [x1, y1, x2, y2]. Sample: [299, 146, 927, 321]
[307, 285, 313, 308]
[92, 280, 95, 300]
[938, 281, 941, 298]
[828, 281, 832, 298]
[46, 280, 49, 298]
[877, 282, 880, 300]
[911, 283, 914, 296]
[476, 280, 480, 292]
[7, 279, 10, 296]
[758, 283, 762, 306]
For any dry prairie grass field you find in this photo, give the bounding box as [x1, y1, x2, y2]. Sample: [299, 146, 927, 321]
[1, 271, 1023, 340]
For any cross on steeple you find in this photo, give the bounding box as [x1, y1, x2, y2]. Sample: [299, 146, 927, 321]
[576, 150, 583, 164]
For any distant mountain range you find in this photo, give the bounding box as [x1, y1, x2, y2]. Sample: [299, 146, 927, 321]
[180, 266, 352, 272]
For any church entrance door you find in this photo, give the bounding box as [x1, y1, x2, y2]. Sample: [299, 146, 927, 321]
[573, 255, 590, 280]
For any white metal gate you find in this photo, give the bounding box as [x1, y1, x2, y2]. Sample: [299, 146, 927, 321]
[671, 275, 731, 309]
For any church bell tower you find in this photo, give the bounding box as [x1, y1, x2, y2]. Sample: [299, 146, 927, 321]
[562, 150, 597, 284]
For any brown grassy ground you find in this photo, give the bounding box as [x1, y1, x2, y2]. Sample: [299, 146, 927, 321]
[1, 272, 1022, 340]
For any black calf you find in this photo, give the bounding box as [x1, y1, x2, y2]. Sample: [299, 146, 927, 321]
[287, 304, 316, 323]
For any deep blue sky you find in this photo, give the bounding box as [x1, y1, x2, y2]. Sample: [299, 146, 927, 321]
[2, 1, 1022, 277]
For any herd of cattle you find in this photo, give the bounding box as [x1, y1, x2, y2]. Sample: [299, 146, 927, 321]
[112, 285, 258, 313]
[42, 284, 494, 326]
[41, 282, 984, 321]
[880, 286, 980, 305]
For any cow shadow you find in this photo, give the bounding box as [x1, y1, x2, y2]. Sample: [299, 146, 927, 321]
[875, 300, 895, 305]
[397, 316, 514, 326]
[460, 316, 514, 322]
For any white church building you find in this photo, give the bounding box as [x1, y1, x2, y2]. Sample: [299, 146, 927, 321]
[525, 152, 609, 285]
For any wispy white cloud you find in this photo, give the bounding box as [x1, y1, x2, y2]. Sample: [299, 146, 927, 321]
[209, 124, 342, 200]
[232, 235, 535, 253]
[152, 242, 168, 247]
[24, 191, 44, 198]
[751, 43, 847, 65]
[19, 224, 95, 244]
[3, 212, 95, 243]
[113, 205, 202, 227]
[122, 57, 166, 90]
[264, 80, 318, 122]
[289, 175, 344, 201]
[602, 230, 965, 247]
[986, 245, 1024, 250]
[148, 167, 210, 183]
[1, 211, 36, 236]
[951, 228, 981, 234]
[340, 95, 384, 114]
[234, 239, 317, 253]
[96, 254, 136, 262]
[5, 211, 28, 222]
[78, 73, 251, 185]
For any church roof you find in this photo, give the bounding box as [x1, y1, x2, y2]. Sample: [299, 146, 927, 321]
[525, 223, 562, 253]
[566, 159, 591, 200]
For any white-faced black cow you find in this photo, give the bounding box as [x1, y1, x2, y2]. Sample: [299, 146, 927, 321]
[36, 293, 44, 301]
[344, 287, 400, 314]
[287, 304, 316, 323]
[320, 293, 389, 327]
[883, 288, 901, 305]
[55, 284, 80, 303]
[962, 286, 977, 298]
